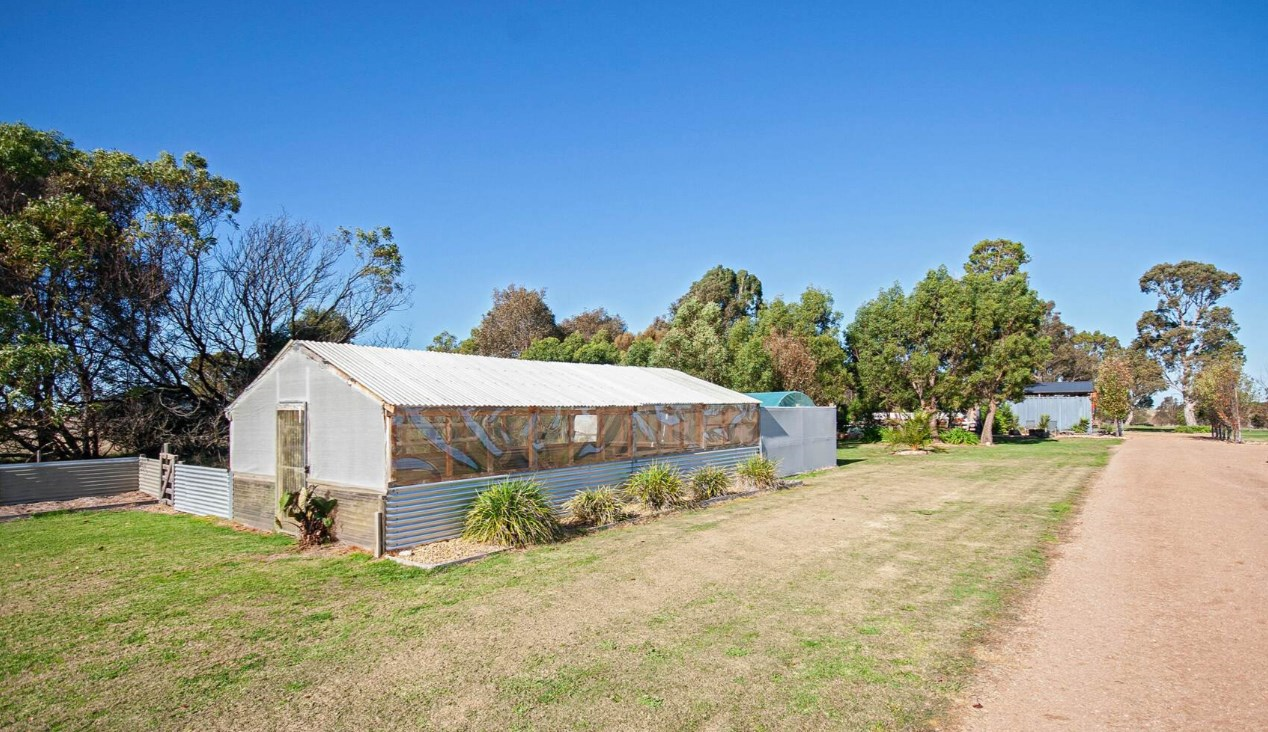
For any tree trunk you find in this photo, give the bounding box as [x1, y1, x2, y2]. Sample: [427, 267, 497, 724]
[980, 400, 998, 446]
[1182, 398, 1197, 427]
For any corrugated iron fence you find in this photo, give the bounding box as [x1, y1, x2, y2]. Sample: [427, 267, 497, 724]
[2, 457, 231, 519]
[0, 458, 140, 505]
[384, 445, 759, 551]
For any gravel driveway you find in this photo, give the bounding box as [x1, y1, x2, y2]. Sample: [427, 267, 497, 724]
[958, 432, 1268, 730]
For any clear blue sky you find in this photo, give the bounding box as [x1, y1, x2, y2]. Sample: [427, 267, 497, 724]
[4, 1, 1266, 377]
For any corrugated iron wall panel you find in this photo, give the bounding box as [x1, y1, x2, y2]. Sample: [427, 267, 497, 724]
[1010, 395, 1092, 432]
[0, 458, 140, 505]
[172, 464, 232, 519]
[384, 446, 758, 550]
[138, 457, 161, 497]
[758, 406, 838, 477]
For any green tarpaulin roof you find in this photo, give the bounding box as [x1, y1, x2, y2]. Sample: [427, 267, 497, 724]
[744, 391, 816, 407]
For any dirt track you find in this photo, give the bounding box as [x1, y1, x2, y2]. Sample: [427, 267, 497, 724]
[959, 433, 1268, 730]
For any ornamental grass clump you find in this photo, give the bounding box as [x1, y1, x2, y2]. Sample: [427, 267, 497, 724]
[735, 455, 779, 491]
[462, 479, 561, 547]
[690, 465, 732, 503]
[624, 463, 687, 510]
[564, 487, 625, 526]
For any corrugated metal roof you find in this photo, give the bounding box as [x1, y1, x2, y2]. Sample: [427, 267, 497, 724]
[293, 341, 759, 408]
[1024, 380, 1095, 396]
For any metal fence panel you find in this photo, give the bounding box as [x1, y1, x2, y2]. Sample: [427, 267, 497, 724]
[0, 457, 140, 505]
[759, 407, 838, 477]
[138, 457, 161, 497]
[172, 463, 233, 519]
[384, 446, 759, 551]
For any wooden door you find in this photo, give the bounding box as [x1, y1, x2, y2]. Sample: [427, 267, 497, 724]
[276, 404, 308, 510]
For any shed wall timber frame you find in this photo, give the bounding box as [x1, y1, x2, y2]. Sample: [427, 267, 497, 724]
[390, 403, 759, 487]
[229, 349, 387, 491]
[0, 458, 140, 505]
[384, 445, 759, 550]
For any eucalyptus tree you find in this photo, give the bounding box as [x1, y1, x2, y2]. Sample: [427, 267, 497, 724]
[961, 240, 1050, 446]
[1134, 261, 1241, 426]
[847, 268, 973, 428]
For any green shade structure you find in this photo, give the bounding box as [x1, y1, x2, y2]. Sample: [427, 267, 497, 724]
[744, 391, 816, 407]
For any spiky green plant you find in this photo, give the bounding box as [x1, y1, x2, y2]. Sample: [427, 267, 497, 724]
[624, 463, 687, 510]
[735, 455, 779, 490]
[564, 487, 625, 526]
[690, 465, 732, 502]
[277, 486, 338, 548]
[883, 412, 933, 451]
[462, 479, 561, 546]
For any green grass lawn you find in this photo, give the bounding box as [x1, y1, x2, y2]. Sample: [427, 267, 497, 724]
[0, 438, 1118, 731]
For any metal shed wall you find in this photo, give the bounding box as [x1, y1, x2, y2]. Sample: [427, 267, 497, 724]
[0, 458, 140, 505]
[229, 349, 388, 491]
[759, 407, 838, 477]
[1010, 395, 1092, 431]
[384, 445, 758, 550]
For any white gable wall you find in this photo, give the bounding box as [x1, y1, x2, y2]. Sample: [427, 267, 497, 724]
[229, 348, 388, 492]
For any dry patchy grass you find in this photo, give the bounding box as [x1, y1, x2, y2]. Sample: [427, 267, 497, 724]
[0, 438, 1116, 731]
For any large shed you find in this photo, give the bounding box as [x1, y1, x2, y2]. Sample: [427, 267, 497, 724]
[1010, 380, 1095, 432]
[227, 341, 761, 552]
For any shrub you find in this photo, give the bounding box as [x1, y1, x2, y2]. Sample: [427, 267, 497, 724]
[1072, 417, 1090, 433]
[1174, 424, 1208, 434]
[564, 487, 625, 526]
[462, 479, 562, 546]
[735, 455, 779, 490]
[992, 403, 1019, 434]
[625, 463, 687, 510]
[1038, 414, 1052, 432]
[277, 486, 338, 548]
[884, 412, 933, 450]
[690, 466, 732, 502]
[940, 426, 979, 445]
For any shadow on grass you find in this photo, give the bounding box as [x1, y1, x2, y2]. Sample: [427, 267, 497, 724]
[836, 458, 865, 467]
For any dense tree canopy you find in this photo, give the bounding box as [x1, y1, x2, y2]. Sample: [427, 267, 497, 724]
[0, 123, 410, 462]
[466, 285, 560, 358]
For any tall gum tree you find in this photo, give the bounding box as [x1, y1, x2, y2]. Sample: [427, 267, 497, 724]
[1133, 261, 1241, 426]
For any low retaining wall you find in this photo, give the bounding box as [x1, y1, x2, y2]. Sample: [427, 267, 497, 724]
[384, 445, 760, 551]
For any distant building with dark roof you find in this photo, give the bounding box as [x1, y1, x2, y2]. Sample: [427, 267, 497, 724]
[1011, 381, 1095, 432]
[1023, 381, 1095, 397]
